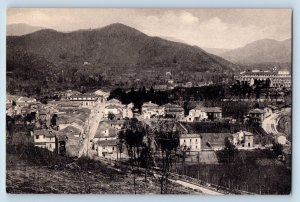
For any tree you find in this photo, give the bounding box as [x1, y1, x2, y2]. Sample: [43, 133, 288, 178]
[272, 143, 283, 157]
[118, 118, 146, 194]
[154, 121, 180, 194]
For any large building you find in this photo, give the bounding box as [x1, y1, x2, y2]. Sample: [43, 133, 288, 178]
[187, 106, 222, 122]
[236, 69, 291, 88]
[69, 93, 98, 107]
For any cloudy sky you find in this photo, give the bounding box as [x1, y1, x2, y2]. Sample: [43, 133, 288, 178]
[7, 8, 292, 49]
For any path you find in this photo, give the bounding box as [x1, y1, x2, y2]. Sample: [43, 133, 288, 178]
[169, 179, 224, 195]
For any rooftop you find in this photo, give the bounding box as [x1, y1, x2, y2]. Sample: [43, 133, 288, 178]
[248, 108, 264, 114]
[97, 139, 118, 146]
[194, 106, 222, 113]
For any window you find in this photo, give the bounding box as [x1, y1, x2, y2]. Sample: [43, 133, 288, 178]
[36, 135, 39, 139]
[184, 139, 186, 143]
[43, 135, 45, 139]
[190, 139, 192, 142]
[112, 147, 115, 151]
[196, 139, 198, 142]
[196, 146, 197, 149]
[49, 144, 52, 148]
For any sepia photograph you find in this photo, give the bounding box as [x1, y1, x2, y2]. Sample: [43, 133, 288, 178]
[6, 8, 292, 195]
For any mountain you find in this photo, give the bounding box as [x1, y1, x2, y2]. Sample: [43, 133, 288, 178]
[220, 38, 292, 64]
[202, 47, 232, 56]
[7, 23, 46, 36]
[7, 23, 238, 91]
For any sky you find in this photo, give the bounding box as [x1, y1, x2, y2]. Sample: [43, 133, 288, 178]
[7, 8, 292, 49]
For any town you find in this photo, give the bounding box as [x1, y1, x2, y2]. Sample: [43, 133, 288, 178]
[6, 67, 291, 194]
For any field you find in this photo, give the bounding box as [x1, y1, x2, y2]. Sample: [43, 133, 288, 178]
[6, 145, 203, 194]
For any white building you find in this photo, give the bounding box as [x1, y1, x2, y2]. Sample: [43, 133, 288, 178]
[69, 93, 98, 107]
[32, 129, 56, 152]
[187, 106, 222, 122]
[180, 133, 201, 151]
[97, 139, 118, 158]
[231, 131, 254, 148]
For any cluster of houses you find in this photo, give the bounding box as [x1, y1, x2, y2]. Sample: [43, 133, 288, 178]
[7, 88, 286, 160]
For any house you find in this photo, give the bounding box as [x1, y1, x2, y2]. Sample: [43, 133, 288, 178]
[32, 129, 56, 152]
[104, 104, 123, 119]
[94, 90, 110, 103]
[163, 103, 184, 118]
[94, 128, 118, 142]
[16, 97, 37, 107]
[180, 133, 201, 151]
[231, 131, 254, 148]
[59, 125, 82, 138]
[97, 139, 118, 158]
[142, 101, 165, 119]
[247, 108, 265, 124]
[69, 93, 98, 107]
[187, 106, 222, 122]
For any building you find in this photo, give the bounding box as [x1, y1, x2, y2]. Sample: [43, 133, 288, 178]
[142, 101, 165, 119]
[16, 97, 37, 107]
[180, 133, 201, 151]
[104, 104, 123, 120]
[163, 103, 185, 118]
[97, 139, 118, 158]
[236, 69, 291, 88]
[187, 106, 222, 122]
[69, 93, 98, 107]
[94, 89, 110, 103]
[247, 108, 265, 124]
[231, 131, 254, 148]
[32, 129, 56, 152]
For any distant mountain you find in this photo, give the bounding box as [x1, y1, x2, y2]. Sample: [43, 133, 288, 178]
[220, 38, 292, 64]
[7, 23, 46, 36]
[7, 23, 238, 90]
[202, 47, 232, 56]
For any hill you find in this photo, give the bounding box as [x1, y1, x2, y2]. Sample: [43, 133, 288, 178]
[220, 38, 291, 64]
[7, 23, 46, 36]
[7, 23, 238, 93]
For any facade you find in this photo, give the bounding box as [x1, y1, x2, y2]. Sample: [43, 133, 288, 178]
[69, 93, 98, 107]
[187, 106, 222, 122]
[97, 139, 118, 158]
[247, 108, 265, 124]
[163, 103, 184, 118]
[231, 131, 254, 148]
[180, 133, 201, 151]
[236, 69, 291, 88]
[33, 129, 56, 152]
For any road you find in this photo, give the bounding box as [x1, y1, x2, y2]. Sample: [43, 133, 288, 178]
[169, 179, 224, 195]
[78, 102, 106, 157]
[262, 107, 291, 136]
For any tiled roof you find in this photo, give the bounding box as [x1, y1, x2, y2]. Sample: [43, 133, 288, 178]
[248, 108, 264, 114]
[194, 106, 222, 113]
[97, 139, 118, 146]
[180, 133, 201, 138]
[33, 129, 56, 137]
